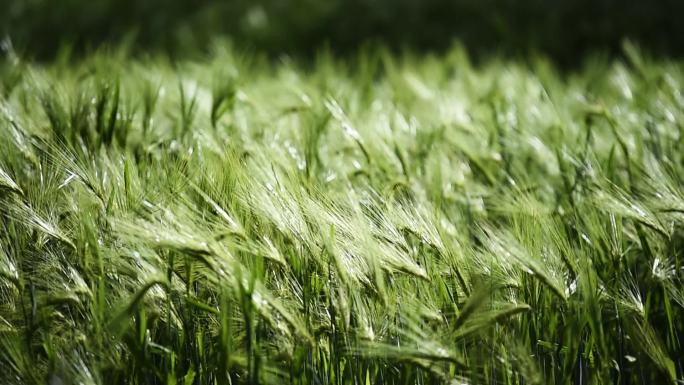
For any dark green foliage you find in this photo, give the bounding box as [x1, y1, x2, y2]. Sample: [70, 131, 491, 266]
[2, 0, 684, 65]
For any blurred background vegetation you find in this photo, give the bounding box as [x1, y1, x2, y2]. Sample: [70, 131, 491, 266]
[1, 0, 683, 64]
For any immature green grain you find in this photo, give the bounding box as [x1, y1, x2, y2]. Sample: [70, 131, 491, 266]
[1, 43, 683, 385]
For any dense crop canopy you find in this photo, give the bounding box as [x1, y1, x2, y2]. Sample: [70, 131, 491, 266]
[0, 44, 683, 384]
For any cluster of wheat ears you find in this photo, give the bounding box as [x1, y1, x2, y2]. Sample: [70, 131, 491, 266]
[0, 44, 683, 384]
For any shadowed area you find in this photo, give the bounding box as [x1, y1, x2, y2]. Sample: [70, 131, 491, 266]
[2, 0, 683, 64]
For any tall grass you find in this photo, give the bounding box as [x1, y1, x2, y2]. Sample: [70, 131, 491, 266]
[0, 43, 683, 384]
